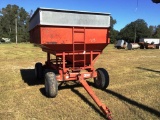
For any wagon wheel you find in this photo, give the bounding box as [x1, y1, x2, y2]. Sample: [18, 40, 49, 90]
[35, 62, 43, 80]
[45, 72, 58, 98]
[94, 68, 109, 90]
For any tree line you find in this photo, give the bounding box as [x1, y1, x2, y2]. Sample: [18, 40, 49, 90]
[0, 4, 32, 42]
[110, 19, 160, 43]
[0, 4, 159, 43]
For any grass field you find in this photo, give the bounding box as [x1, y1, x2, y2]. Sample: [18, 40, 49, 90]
[0, 43, 160, 120]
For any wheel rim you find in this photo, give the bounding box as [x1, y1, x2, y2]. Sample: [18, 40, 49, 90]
[95, 71, 102, 87]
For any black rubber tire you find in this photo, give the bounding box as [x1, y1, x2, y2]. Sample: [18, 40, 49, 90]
[35, 62, 43, 80]
[45, 72, 58, 98]
[140, 44, 145, 49]
[94, 68, 109, 90]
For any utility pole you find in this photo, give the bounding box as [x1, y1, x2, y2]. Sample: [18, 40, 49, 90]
[134, 23, 136, 43]
[15, 17, 17, 44]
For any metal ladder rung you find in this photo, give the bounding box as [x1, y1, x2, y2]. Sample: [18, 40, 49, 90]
[74, 31, 85, 33]
[73, 27, 86, 68]
[74, 42, 85, 44]
[73, 50, 85, 52]
[74, 60, 85, 63]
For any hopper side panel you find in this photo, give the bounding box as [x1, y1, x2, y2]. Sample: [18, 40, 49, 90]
[85, 28, 108, 44]
[40, 27, 72, 44]
[30, 26, 41, 44]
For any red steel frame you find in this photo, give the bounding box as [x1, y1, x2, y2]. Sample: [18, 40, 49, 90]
[42, 50, 111, 119]
[43, 50, 100, 81]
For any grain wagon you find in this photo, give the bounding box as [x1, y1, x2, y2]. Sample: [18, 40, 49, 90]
[29, 7, 111, 119]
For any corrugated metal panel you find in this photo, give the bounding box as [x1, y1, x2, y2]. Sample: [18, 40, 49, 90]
[29, 11, 40, 31]
[29, 8, 110, 31]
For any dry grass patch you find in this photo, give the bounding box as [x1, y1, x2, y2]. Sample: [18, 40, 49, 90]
[0, 43, 160, 120]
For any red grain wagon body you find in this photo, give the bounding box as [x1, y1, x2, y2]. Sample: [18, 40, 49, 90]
[29, 8, 111, 119]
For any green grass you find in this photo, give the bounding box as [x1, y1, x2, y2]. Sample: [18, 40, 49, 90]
[0, 43, 160, 120]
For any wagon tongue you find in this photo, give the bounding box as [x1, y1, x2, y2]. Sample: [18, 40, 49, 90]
[100, 105, 112, 120]
[78, 74, 112, 119]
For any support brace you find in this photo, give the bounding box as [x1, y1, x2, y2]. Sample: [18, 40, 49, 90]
[78, 75, 112, 120]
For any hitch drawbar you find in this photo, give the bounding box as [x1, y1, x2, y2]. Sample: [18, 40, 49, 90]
[78, 75, 112, 120]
